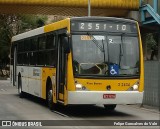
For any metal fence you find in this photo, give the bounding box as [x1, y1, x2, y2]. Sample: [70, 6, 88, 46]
[143, 61, 160, 107]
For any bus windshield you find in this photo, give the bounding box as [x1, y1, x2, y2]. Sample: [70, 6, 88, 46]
[72, 34, 140, 77]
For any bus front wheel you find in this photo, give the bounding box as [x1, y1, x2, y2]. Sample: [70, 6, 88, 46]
[104, 104, 116, 111]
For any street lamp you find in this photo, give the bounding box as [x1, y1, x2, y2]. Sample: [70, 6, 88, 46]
[88, 0, 91, 17]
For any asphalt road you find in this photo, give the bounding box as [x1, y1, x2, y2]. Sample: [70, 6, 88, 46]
[0, 80, 159, 129]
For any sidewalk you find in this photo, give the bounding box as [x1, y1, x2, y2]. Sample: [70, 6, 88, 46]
[128, 104, 160, 114]
[140, 104, 160, 113]
[0, 77, 8, 80]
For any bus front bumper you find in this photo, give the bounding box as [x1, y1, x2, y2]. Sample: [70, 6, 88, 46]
[68, 91, 143, 104]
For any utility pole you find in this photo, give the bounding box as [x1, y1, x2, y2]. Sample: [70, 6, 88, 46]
[88, 0, 91, 17]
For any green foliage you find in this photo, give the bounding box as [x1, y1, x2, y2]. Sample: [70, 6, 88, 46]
[18, 14, 48, 33]
[0, 14, 48, 67]
[146, 33, 157, 50]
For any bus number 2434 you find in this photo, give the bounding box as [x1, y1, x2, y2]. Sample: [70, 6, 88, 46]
[118, 83, 130, 86]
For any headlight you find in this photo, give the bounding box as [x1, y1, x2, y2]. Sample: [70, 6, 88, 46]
[76, 83, 82, 90]
[75, 80, 88, 91]
[128, 81, 139, 91]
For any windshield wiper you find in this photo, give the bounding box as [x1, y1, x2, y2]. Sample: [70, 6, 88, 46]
[119, 33, 125, 66]
[105, 34, 109, 61]
[87, 32, 107, 73]
[87, 32, 104, 52]
[102, 39, 106, 63]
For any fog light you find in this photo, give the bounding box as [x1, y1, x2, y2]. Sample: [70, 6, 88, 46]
[127, 80, 139, 91]
[133, 84, 138, 90]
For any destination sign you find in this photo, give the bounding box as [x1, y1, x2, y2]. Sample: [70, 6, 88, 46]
[71, 22, 137, 33]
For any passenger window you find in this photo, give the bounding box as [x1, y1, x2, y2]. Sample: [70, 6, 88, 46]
[31, 38, 38, 51]
[39, 36, 46, 50]
[18, 41, 24, 52]
[46, 34, 55, 49]
[30, 52, 37, 65]
[45, 50, 56, 67]
[38, 51, 45, 65]
[24, 39, 30, 51]
[17, 53, 23, 65]
[23, 53, 29, 65]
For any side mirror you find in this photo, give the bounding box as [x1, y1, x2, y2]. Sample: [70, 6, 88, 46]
[62, 37, 70, 53]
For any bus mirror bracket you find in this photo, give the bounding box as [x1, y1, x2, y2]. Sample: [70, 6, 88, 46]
[62, 37, 70, 53]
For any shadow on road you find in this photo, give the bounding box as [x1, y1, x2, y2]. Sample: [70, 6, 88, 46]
[55, 105, 132, 118]
[14, 93, 133, 118]
[14, 93, 47, 107]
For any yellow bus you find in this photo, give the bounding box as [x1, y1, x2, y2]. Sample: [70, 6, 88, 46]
[10, 17, 144, 110]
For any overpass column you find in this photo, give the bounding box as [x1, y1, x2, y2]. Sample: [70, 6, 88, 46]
[88, 0, 91, 16]
[158, 32, 160, 111]
[153, 0, 158, 13]
[158, 32, 160, 61]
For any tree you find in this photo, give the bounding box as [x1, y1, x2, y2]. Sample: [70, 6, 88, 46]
[17, 14, 47, 33]
[0, 14, 48, 77]
[146, 33, 158, 60]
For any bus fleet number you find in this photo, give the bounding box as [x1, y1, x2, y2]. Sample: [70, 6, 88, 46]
[118, 83, 130, 86]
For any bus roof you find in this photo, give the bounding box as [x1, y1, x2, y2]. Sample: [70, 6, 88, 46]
[11, 18, 70, 42]
[71, 17, 137, 23]
[11, 17, 137, 42]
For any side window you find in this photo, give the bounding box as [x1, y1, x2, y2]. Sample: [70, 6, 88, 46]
[18, 41, 24, 52]
[17, 41, 24, 65]
[17, 53, 23, 65]
[23, 53, 29, 65]
[38, 51, 45, 65]
[30, 52, 37, 65]
[45, 50, 56, 67]
[39, 36, 46, 50]
[24, 39, 30, 52]
[16, 34, 57, 66]
[31, 38, 38, 51]
[17, 53, 29, 65]
[46, 34, 55, 49]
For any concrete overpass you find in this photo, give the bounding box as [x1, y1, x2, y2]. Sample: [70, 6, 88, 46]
[0, 0, 139, 16]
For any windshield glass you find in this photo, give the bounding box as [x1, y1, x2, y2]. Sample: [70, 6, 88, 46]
[72, 34, 140, 77]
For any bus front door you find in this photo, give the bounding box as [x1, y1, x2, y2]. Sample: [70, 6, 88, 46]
[56, 36, 67, 103]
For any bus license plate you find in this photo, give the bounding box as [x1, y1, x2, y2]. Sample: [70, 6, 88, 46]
[103, 94, 116, 99]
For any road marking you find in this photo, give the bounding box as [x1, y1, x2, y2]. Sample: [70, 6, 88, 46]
[52, 111, 69, 117]
[1, 89, 6, 91]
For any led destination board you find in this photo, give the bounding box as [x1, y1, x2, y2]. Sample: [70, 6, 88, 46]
[71, 22, 137, 33]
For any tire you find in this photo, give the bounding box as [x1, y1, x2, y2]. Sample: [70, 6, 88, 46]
[104, 104, 117, 111]
[47, 82, 56, 110]
[18, 76, 24, 98]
